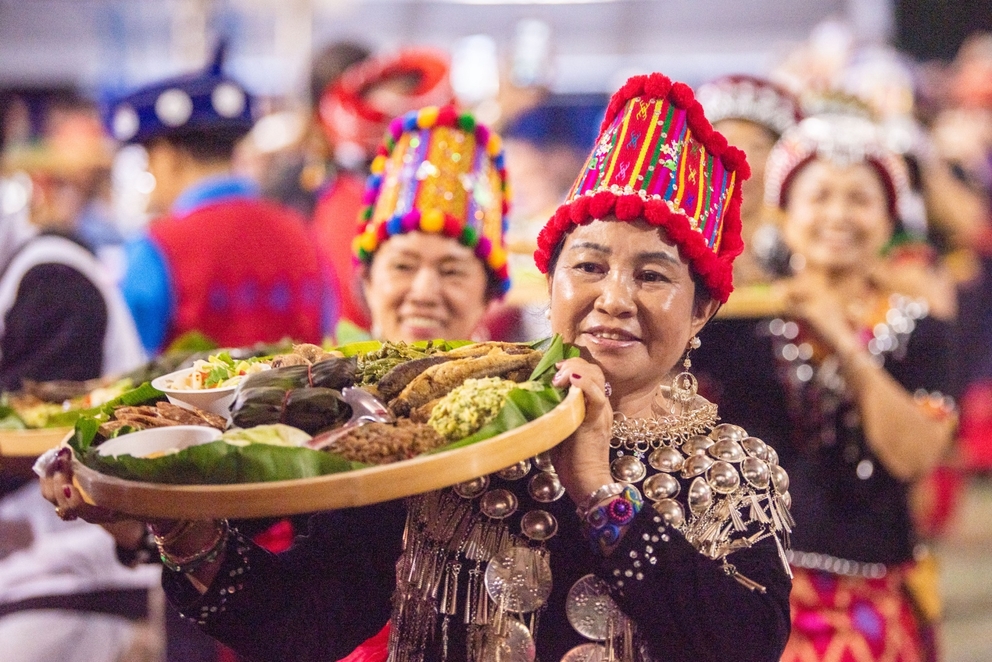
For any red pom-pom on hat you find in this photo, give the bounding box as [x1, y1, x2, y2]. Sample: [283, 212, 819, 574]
[615, 194, 644, 221]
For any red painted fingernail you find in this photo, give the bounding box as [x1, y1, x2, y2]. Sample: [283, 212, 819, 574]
[63, 486, 72, 499]
[572, 373, 582, 379]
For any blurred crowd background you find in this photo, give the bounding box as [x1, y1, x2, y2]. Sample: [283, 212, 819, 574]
[4, 0, 992, 660]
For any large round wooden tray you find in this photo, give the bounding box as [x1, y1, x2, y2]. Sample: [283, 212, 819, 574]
[72, 387, 585, 519]
[0, 428, 72, 457]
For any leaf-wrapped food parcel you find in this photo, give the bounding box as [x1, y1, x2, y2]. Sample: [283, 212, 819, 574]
[309, 356, 358, 390]
[282, 388, 350, 435]
[237, 365, 311, 391]
[229, 386, 287, 429]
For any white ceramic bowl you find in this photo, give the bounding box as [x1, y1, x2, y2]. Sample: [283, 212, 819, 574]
[95, 425, 222, 458]
[151, 367, 239, 417]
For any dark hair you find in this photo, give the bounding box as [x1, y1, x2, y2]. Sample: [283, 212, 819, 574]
[148, 127, 246, 162]
[309, 41, 371, 109]
[546, 229, 714, 309]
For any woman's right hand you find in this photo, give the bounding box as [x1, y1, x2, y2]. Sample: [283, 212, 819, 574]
[38, 447, 133, 525]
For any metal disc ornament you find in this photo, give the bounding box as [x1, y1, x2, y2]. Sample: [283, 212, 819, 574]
[771, 465, 790, 493]
[480, 489, 519, 519]
[765, 446, 780, 466]
[481, 619, 536, 662]
[454, 475, 490, 499]
[682, 435, 714, 456]
[688, 477, 713, 515]
[611, 455, 647, 483]
[705, 460, 741, 494]
[681, 454, 714, 479]
[710, 423, 747, 442]
[648, 446, 684, 473]
[528, 471, 565, 503]
[561, 644, 608, 662]
[484, 546, 552, 613]
[741, 457, 770, 489]
[708, 439, 745, 463]
[565, 574, 626, 641]
[652, 498, 685, 527]
[741, 436, 769, 461]
[642, 472, 680, 501]
[497, 459, 532, 481]
[533, 451, 555, 472]
[521, 509, 558, 542]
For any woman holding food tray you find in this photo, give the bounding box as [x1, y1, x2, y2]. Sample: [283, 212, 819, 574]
[43, 76, 794, 661]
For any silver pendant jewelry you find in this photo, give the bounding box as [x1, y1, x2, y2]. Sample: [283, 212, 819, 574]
[741, 436, 769, 461]
[565, 574, 626, 641]
[610, 454, 647, 483]
[533, 451, 555, 472]
[561, 643, 608, 661]
[521, 509, 558, 542]
[705, 460, 741, 494]
[682, 434, 714, 456]
[480, 489, 519, 519]
[642, 472, 680, 501]
[484, 546, 553, 613]
[652, 498, 685, 527]
[497, 459, 532, 481]
[741, 457, 770, 489]
[710, 423, 747, 442]
[528, 471, 565, 503]
[687, 476, 713, 515]
[681, 453, 714, 478]
[648, 446, 684, 473]
[482, 618, 536, 662]
[771, 464, 790, 493]
[454, 475, 490, 499]
[708, 439, 745, 463]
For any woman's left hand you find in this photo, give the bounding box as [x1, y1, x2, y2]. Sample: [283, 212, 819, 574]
[550, 357, 616, 506]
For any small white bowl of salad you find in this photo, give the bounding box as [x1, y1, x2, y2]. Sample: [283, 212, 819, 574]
[151, 353, 271, 417]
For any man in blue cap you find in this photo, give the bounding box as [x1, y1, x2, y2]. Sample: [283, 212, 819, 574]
[110, 46, 329, 353]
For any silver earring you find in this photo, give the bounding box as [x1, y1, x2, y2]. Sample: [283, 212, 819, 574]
[671, 336, 700, 407]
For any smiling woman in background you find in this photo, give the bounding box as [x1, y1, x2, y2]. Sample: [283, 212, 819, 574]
[694, 114, 956, 662]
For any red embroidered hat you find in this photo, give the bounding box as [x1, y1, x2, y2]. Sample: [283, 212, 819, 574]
[534, 73, 750, 303]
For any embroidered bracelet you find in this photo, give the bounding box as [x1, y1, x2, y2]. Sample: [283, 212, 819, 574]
[584, 485, 644, 549]
[158, 520, 230, 575]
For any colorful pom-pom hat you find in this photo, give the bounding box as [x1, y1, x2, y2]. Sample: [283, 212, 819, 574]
[764, 113, 911, 222]
[695, 75, 802, 139]
[352, 105, 511, 296]
[534, 73, 750, 303]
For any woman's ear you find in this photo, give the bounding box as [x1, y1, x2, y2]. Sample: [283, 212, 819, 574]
[690, 296, 721, 337]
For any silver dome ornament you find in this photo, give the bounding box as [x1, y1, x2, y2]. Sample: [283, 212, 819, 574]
[528, 471, 565, 503]
[648, 446, 684, 473]
[642, 473, 681, 501]
[454, 475, 490, 499]
[681, 453, 714, 479]
[611, 455, 647, 483]
[533, 451, 555, 472]
[683, 435, 714, 456]
[155, 88, 194, 127]
[709, 439, 745, 463]
[706, 461, 741, 494]
[741, 436, 769, 461]
[782, 491, 792, 509]
[771, 465, 790, 494]
[211, 82, 246, 118]
[652, 498, 685, 527]
[480, 489, 519, 519]
[710, 423, 747, 443]
[561, 643, 608, 662]
[481, 619, 536, 662]
[566, 574, 626, 641]
[765, 445, 780, 466]
[521, 509, 558, 541]
[688, 477, 713, 515]
[741, 457, 771, 489]
[484, 546, 552, 613]
[497, 459, 532, 481]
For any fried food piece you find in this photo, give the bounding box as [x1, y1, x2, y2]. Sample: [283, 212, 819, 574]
[409, 398, 441, 424]
[293, 343, 326, 363]
[390, 348, 541, 417]
[444, 342, 533, 358]
[270, 353, 310, 369]
[377, 355, 453, 402]
[328, 419, 445, 465]
[155, 402, 227, 430]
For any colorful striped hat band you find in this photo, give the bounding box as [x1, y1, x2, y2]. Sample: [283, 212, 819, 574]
[353, 105, 511, 296]
[535, 73, 750, 303]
